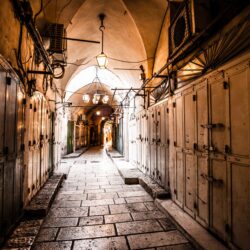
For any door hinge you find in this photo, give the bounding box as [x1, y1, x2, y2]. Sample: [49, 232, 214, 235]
[194, 202, 198, 209]
[224, 145, 231, 154]
[223, 81, 229, 89]
[193, 95, 196, 101]
[6, 76, 11, 85]
[3, 146, 8, 155]
[225, 223, 231, 235]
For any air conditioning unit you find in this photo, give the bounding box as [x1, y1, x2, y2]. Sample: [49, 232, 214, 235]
[46, 23, 67, 65]
[169, 0, 213, 56]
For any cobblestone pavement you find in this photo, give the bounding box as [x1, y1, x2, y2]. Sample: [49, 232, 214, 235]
[33, 147, 195, 250]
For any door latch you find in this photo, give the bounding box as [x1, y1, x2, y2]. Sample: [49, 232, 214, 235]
[201, 123, 224, 129]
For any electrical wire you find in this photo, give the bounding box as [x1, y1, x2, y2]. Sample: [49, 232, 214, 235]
[107, 57, 154, 64]
[57, 0, 73, 23]
[34, 0, 43, 24]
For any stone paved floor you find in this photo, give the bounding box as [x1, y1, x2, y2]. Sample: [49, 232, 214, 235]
[33, 147, 195, 250]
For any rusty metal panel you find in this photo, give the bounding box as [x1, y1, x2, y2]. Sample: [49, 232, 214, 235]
[0, 73, 5, 154]
[149, 108, 156, 178]
[184, 90, 195, 150]
[209, 76, 228, 154]
[196, 156, 209, 225]
[3, 161, 15, 234]
[184, 153, 195, 216]
[27, 98, 34, 197]
[5, 78, 17, 155]
[173, 95, 184, 207]
[230, 163, 250, 250]
[0, 163, 3, 231]
[175, 151, 184, 206]
[227, 66, 250, 157]
[164, 101, 170, 190]
[210, 159, 227, 241]
[136, 114, 142, 170]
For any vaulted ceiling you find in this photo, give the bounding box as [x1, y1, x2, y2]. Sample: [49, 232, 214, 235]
[32, 0, 167, 106]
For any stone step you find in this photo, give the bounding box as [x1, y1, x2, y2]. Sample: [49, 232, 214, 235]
[107, 149, 170, 198]
[24, 174, 65, 217]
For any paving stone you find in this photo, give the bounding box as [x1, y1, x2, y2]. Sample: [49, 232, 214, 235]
[131, 211, 166, 220]
[109, 203, 148, 214]
[87, 192, 118, 200]
[83, 186, 101, 190]
[43, 217, 78, 227]
[144, 202, 159, 211]
[116, 220, 163, 235]
[89, 205, 110, 216]
[118, 191, 148, 198]
[158, 218, 177, 231]
[55, 194, 87, 201]
[33, 241, 72, 250]
[79, 216, 104, 226]
[81, 199, 114, 206]
[36, 228, 58, 242]
[157, 243, 195, 250]
[11, 226, 40, 237]
[127, 231, 189, 249]
[73, 236, 128, 250]
[105, 213, 132, 223]
[52, 200, 81, 208]
[5, 236, 36, 248]
[57, 224, 116, 240]
[60, 190, 84, 195]
[114, 197, 126, 204]
[84, 189, 105, 193]
[49, 207, 88, 217]
[125, 195, 154, 203]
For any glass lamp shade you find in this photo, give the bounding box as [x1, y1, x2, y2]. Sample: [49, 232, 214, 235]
[82, 94, 90, 103]
[102, 94, 109, 104]
[96, 52, 108, 69]
[92, 97, 98, 104]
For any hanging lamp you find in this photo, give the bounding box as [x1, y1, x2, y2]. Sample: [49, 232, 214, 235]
[96, 14, 108, 69]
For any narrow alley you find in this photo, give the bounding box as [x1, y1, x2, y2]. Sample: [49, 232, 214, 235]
[33, 147, 193, 250]
[0, 1, 249, 249]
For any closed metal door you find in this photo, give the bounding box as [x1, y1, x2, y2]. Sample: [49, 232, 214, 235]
[195, 81, 209, 226]
[149, 108, 156, 178]
[164, 102, 170, 190]
[209, 74, 228, 241]
[0, 64, 24, 242]
[226, 64, 250, 249]
[183, 89, 196, 217]
[173, 94, 184, 207]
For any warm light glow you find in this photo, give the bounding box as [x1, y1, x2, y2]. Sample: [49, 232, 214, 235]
[82, 94, 90, 103]
[102, 94, 109, 104]
[93, 93, 101, 101]
[102, 117, 105, 120]
[96, 111, 101, 116]
[96, 53, 108, 69]
[92, 98, 98, 104]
